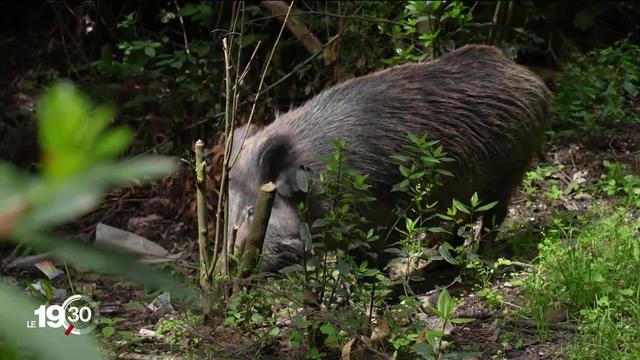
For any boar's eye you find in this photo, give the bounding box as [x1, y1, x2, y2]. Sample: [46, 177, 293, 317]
[247, 206, 255, 217]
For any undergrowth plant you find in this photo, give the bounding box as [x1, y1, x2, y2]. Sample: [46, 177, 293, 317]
[552, 39, 640, 137]
[225, 133, 494, 359]
[523, 207, 640, 358]
[384, 1, 475, 64]
[599, 160, 640, 208]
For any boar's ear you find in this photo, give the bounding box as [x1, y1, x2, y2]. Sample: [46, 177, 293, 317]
[258, 135, 300, 198]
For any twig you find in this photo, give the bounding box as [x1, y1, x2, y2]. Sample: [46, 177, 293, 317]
[195, 140, 211, 287]
[64, 261, 75, 295]
[234, 41, 262, 92]
[181, 33, 338, 135]
[210, 36, 234, 278]
[174, 1, 191, 55]
[54, 7, 80, 77]
[249, 10, 405, 26]
[208, 2, 244, 278]
[229, 0, 294, 169]
[258, 34, 340, 96]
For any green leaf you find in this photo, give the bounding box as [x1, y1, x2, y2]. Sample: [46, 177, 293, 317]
[144, 47, 156, 57]
[311, 218, 330, 228]
[426, 305, 443, 319]
[452, 199, 470, 214]
[251, 313, 264, 325]
[439, 245, 459, 265]
[336, 260, 352, 277]
[450, 317, 475, 324]
[38, 82, 88, 155]
[426, 329, 445, 345]
[476, 201, 498, 212]
[101, 326, 115, 338]
[623, 81, 638, 97]
[319, 323, 337, 335]
[390, 154, 411, 163]
[93, 127, 133, 160]
[618, 288, 635, 297]
[299, 222, 312, 251]
[470, 192, 479, 207]
[437, 288, 455, 317]
[412, 342, 435, 359]
[36, 82, 135, 182]
[391, 179, 410, 192]
[21, 157, 177, 229]
[0, 284, 103, 359]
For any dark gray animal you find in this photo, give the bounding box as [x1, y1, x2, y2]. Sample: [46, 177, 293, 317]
[227, 45, 551, 272]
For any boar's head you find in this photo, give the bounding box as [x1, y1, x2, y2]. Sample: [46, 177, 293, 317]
[226, 125, 306, 272]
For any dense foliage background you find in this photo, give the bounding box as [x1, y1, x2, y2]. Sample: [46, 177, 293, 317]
[2, 1, 639, 165]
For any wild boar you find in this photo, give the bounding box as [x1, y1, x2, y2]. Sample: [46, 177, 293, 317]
[226, 45, 551, 272]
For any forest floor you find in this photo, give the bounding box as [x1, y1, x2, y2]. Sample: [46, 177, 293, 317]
[3, 123, 638, 360]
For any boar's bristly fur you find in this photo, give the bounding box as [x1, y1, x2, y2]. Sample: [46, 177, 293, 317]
[227, 45, 551, 272]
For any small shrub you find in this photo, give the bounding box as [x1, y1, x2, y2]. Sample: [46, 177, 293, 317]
[599, 160, 640, 208]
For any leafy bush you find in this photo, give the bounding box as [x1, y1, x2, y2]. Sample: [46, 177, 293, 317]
[383, 1, 475, 65]
[222, 134, 499, 358]
[599, 160, 640, 208]
[552, 39, 640, 136]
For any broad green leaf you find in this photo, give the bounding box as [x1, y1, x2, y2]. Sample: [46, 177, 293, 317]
[36, 82, 134, 182]
[299, 222, 312, 251]
[144, 47, 156, 57]
[93, 127, 133, 160]
[311, 218, 330, 228]
[435, 169, 454, 177]
[452, 199, 470, 214]
[437, 288, 455, 317]
[476, 201, 498, 212]
[412, 342, 435, 359]
[391, 179, 410, 192]
[21, 157, 177, 229]
[0, 284, 102, 359]
[470, 192, 479, 207]
[623, 81, 638, 97]
[438, 244, 459, 265]
[38, 82, 89, 158]
[336, 260, 352, 277]
[101, 326, 115, 338]
[319, 324, 337, 335]
[426, 329, 445, 344]
[251, 313, 264, 325]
